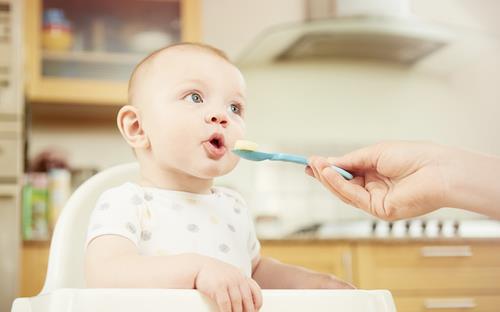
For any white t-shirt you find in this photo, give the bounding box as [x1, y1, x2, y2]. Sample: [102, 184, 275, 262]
[86, 182, 261, 277]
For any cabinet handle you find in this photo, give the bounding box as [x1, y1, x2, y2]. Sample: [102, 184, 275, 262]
[424, 298, 476, 309]
[420, 246, 472, 257]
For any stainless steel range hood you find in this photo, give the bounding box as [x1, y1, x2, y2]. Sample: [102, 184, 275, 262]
[237, 0, 453, 66]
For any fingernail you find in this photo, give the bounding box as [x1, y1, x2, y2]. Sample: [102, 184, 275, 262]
[327, 157, 337, 163]
[305, 168, 314, 177]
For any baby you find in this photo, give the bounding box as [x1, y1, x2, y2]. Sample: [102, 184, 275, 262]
[85, 42, 353, 312]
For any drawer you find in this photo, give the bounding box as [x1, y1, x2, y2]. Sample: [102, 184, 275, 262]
[394, 295, 500, 312]
[0, 119, 21, 135]
[21, 242, 50, 297]
[0, 137, 20, 178]
[260, 242, 353, 282]
[0, 76, 22, 116]
[356, 243, 500, 293]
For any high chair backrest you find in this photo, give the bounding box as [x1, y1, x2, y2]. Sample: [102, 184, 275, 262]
[40, 162, 140, 294]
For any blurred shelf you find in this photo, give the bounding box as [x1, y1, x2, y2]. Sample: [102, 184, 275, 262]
[42, 50, 145, 65]
[28, 101, 121, 123]
[26, 77, 128, 105]
[22, 239, 51, 247]
[24, 0, 201, 105]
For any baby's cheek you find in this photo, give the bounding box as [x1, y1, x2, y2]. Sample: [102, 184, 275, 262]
[230, 117, 246, 135]
[225, 153, 240, 170]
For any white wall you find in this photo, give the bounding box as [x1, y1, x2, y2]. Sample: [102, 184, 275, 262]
[201, 0, 304, 60]
[227, 52, 500, 226]
[241, 59, 500, 154]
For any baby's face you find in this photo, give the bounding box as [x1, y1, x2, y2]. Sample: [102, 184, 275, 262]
[138, 48, 246, 179]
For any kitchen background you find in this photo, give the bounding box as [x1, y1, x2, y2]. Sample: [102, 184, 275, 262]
[29, 0, 500, 231]
[2, 0, 500, 311]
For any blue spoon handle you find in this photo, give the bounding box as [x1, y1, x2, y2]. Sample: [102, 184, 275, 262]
[270, 153, 354, 180]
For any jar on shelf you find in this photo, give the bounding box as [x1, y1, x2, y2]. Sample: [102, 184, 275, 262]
[42, 8, 73, 51]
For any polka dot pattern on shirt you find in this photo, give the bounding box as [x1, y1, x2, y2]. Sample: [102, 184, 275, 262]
[219, 243, 230, 253]
[98, 202, 110, 211]
[144, 192, 153, 201]
[187, 224, 200, 233]
[141, 230, 152, 241]
[171, 203, 183, 211]
[131, 194, 143, 205]
[86, 183, 260, 278]
[125, 222, 137, 234]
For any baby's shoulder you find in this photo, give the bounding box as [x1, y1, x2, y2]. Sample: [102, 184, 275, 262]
[98, 182, 143, 203]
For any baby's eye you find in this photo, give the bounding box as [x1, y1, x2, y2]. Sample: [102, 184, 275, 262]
[229, 103, 242, 115]
[184, 92, 203, 104]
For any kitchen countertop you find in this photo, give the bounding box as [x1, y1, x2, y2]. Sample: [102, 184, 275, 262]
[260, 236, 500, 244]
[258, 219, 500, 243]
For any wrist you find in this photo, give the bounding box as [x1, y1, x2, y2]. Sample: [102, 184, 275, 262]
[445, 148, 500, 217]
[176, 253, 206, 288]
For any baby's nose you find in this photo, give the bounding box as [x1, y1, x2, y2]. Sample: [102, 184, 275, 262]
[206, 112, 228, 127]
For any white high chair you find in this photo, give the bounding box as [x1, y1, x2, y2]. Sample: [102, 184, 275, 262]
[11, 162, 396, 312]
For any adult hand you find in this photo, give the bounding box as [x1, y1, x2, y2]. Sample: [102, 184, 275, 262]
[307, 141, 500, 221]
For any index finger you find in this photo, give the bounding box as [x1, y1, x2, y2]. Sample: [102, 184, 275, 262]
[329, 144, 385, 173]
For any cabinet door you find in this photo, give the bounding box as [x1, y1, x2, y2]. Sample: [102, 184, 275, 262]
[394, 295, 500, 312]
[0, 136, 21, 179]
[20, 242, 50, 297]
[0, 185, 20, 312]
[0, 0, 22, 115]
[260, 242, 354, 283]
[355, 242, 500, 294]
[25, 0, 201, 105]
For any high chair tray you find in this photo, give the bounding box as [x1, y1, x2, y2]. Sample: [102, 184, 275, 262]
[12, 288, 396, 312]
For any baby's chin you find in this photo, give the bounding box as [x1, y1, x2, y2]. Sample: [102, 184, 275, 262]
[193, 157, 239, 178]
[194, 162, 238, 179]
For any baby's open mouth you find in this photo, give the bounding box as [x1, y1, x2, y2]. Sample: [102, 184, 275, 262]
[210, 137, 222, 148]
[207, 133, 225, 149]
[203, 133, 226, 160]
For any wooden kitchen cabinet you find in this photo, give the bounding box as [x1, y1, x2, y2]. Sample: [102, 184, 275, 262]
[0, 127, 21, 178]
[21, 241, 356, 294]
[0, 185, 22, 307]
[21, 239, 500, 312]
[394, 295, 500, 312]
[1, 0, 24, 309]
[260, 241, 355, 284]
[355, 241, 500, 312]
[24, 0, 201, 105]
[20, 242, 50, 297]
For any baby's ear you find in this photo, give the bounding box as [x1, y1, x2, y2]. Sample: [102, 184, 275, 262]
[117, 105, 150, 150]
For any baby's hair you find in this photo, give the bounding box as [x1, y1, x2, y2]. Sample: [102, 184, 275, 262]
[128, 42, 231, 105]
